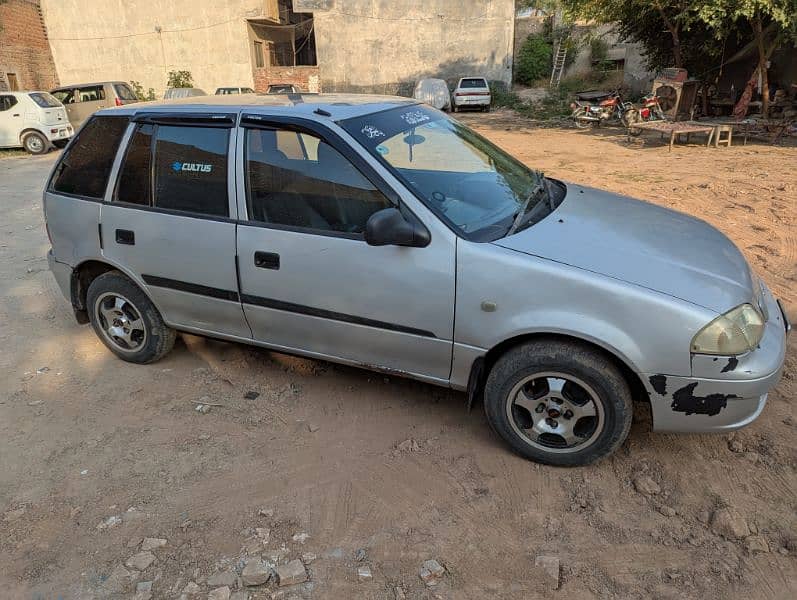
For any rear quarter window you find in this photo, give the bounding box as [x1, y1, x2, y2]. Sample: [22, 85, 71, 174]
[29, 92, 62, 108]
[114, 83, 137, 101]
[50, 116, 129, 199]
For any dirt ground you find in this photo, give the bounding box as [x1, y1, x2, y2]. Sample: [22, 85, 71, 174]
[1, 113, 795, 600]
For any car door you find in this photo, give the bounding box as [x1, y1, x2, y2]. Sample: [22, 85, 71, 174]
[102, 113, 250, 338]
[72, 84, 108, 128]
[0, 95, 21, 146]
[235, 116, 456, 383]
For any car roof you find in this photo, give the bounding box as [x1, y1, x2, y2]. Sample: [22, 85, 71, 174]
[98, 93, 420, 122]
[51, 81, 128, 91]
[4, 91, 51, 96]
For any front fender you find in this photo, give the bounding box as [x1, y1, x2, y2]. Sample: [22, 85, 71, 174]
[454, 241, 715, 383]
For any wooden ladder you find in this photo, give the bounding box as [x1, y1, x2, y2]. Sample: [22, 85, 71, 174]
[550, 43, 567, 88]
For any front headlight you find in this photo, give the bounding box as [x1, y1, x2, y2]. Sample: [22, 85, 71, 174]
[691, 303, 765, 355]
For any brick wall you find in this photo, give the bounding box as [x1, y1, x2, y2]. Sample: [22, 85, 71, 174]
[253, 66, 320, 93]
[0, 0, 58, 91]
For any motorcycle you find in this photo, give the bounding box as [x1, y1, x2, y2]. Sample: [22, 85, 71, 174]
[623, 94, 666, 135]
[570, 90, 635, 129]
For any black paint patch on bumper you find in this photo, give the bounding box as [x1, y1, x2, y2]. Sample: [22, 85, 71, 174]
[649, 374, 667, 396]
[671, 382, 738, 416]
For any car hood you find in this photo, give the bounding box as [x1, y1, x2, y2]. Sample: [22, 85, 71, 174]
[493, 184, 753, 313]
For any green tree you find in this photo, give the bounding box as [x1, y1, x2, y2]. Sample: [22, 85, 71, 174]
[167, 70, 193, 89]
[516, 34, 553, 85]
[698, 1, 796, 114]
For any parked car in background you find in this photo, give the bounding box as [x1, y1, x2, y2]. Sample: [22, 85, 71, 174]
[0, 91, 73, 154]
[215, 87, 255, 95]
[413, 78, 451, 111]
[452, 77, 491, 112]
[266, 84, 301, 94]
[43, 96, 789, 466]
[50, 82, 138, 129]
[164, 88, 208, 100]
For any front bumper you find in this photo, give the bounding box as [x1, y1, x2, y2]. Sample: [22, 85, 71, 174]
[644, 289, 789, 433]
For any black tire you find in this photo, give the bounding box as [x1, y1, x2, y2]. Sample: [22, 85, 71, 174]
[52, 139, 69, 149]
[86, 271, 176, 364]
[22, 131, 49, 155]
[483, 105, 491, 112]
[484, 339, 633, 466]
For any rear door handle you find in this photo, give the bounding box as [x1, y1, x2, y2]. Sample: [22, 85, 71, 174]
[254, 251, 279, 270]
[115, 229, 135, 245]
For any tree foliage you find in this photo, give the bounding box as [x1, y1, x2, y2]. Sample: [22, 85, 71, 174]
[516, 34, 553, 85]
[167, 70, 194, 89]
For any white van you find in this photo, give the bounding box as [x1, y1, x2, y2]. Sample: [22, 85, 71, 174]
[0, 91, 73, 154]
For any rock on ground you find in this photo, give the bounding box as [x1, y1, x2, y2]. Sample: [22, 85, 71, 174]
[419, 559, 445, 586]
[125, 551, 156, 571]
[208, 586, 232, 600]
[103, 564, 135, 595]
[242, 559, 272, 586]
[710, 507, 750, 540]
[181, 581, 201, 597]
[745, 535, 770, 554]
[357, 565, 373, 582]
[207, 570, 237, 587]
[633, 475, 661, 496]
[140, 537, 167, 551]
[276, 559, 308, 587]
[534, 555, 561, 589]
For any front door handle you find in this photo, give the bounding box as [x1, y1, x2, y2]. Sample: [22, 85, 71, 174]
[254, 251, 279, 270]
[115, 229, 135, 245]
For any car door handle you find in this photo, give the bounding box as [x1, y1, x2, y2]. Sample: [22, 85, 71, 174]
[115, 229, 135, 245]
[254, 251, 280, 270]
[12, 113, 20, 117]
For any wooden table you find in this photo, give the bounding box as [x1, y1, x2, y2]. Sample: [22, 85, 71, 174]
[630, 121, 716, 151]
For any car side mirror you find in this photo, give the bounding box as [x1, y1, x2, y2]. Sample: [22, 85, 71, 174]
[364, 208, 430, 248]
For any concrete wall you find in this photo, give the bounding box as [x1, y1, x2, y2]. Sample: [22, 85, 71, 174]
[40, 0, 275, 97]
[307, 0, 514, 94]
[0, 0, 59, 91]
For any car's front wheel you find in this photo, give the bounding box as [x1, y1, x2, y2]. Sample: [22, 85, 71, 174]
[87, 271, 176, 364]
[484, 339, 633, 466]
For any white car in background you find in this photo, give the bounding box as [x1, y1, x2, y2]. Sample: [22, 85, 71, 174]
[413, 78, 452, 111]
[0, 91, 73, 154]
[452, 77, 491, 112]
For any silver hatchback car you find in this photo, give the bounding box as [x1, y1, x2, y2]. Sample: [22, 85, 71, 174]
[44, 95, 790, 466]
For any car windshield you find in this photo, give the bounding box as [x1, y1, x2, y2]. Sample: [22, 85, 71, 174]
[341, 105, 552, 240]
[29, 92, 62, 108]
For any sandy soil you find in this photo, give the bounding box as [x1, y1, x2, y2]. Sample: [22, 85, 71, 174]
[1, 115, 795, 600]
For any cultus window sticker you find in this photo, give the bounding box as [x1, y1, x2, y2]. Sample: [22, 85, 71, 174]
[360, 125, 385, 139]
[171, 161, 213, 173]
[400, 110, 430, 125]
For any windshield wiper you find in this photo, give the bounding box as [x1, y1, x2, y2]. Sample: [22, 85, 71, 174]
[506, 175, 549, 236]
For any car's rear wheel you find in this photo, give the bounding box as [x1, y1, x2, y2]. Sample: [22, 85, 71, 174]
[484, 339, 633, 466]
[87, 271, 176, 364]
[22, 131, 48, 155]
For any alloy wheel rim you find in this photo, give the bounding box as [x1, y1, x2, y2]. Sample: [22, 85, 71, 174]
[27, 136, 43, 152]
[94, 292, 147, 353]
[505, 371, 604, 454]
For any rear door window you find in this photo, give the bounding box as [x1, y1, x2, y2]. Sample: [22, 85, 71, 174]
[0, 95, 18, 111]
[77, 85, 106, 103]
[153, 126, 229, 216]
[50, 116, 129, 198]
